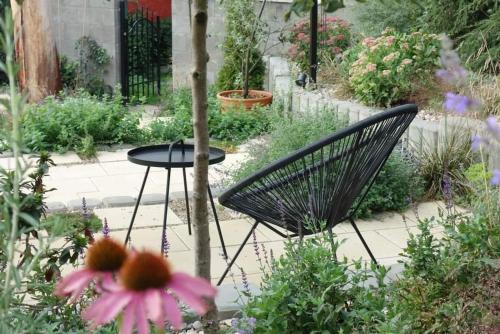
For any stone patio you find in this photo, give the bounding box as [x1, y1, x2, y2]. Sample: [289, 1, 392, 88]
[1, 149, 456, 313]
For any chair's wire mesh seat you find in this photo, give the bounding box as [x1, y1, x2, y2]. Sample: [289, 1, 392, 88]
[217, 104, 418, 285]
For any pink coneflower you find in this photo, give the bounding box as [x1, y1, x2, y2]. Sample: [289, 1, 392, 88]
[55, 238, 128, 302]
[83, 251, 217, 333]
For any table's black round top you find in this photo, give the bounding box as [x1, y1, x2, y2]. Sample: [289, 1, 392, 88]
[128, 144, 225, 168]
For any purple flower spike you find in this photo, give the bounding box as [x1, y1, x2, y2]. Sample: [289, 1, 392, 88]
[485, 116, 500, 141]
[443, 93, 479, 115]
[162, 232, 170, 257]
[492, 170, 500, 186]
[102, 218, 110, 238]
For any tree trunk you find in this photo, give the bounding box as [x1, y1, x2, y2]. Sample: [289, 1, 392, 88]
[10, 0, 61, 102]
[190, 0, 218, 332]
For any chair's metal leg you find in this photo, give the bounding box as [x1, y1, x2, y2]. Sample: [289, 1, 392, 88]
[182, 167, 191, 235]
[349, 218, 378, 264]
[125, 166, 150, 246]
[208, 185, 227, 259]
[161, 168, 172, 255]
[217, 221, 259, 286]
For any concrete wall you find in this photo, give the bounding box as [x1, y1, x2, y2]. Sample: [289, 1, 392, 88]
[172, 0, 298, 88]
[48, 0, 121, 88]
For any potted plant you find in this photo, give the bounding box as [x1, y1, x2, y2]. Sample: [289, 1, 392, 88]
[216, 0, 273, 111]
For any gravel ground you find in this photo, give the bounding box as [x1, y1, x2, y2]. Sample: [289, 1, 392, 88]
[169, 198, 242, 223]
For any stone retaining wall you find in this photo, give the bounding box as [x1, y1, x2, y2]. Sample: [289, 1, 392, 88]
[268, 56, 499, 169]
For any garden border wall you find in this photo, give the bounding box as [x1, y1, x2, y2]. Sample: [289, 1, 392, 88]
[268, 56, 499, 169]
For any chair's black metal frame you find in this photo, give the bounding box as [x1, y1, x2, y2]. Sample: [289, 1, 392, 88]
[124, 139, 228, 258]
[217, 104, 418, 285]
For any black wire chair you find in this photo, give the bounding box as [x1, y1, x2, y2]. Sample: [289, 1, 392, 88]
[216, 104, 418, 285]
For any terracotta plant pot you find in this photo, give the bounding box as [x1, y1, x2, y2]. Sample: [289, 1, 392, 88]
[216, 90, 273, 112]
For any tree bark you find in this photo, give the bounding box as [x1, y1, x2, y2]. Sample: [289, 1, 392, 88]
[190, 0, 218, 332]
[10, 0, 61, 102]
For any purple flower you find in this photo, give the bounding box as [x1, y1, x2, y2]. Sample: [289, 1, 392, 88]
[81, 197, 90, 221]
[492, 170, 500, 186]
[162, 232, 170, 257]
[102, 218, 110, 238]
[443, 93, 479, 114]
[471, 135, 484, 151]
[486, 116, 500, 141]
[442, 173, 453, 210]
[240, 267, 251, 296]
[437, 36, 468, 86]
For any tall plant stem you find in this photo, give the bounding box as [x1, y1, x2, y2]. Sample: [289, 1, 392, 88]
[190, 0, 218, 332]
[2, 10, 21, 305]
[242, 0, 267, 99]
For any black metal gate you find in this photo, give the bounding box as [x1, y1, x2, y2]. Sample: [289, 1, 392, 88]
[119, 0, 161, 99]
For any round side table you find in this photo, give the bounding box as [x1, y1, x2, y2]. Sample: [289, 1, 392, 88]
[125, 140, 227, 258]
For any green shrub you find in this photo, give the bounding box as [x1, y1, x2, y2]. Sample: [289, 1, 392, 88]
[243, 232, 388, 333]
[380, 208, 499, 332]
[209, 106, 272, 143]
[75, 36, 112, 95]
[233, 109, 422, 217]
[215, 0, 266, 91]
[357, 0, 421, 36]
[287, 16, 351, 73]
[59, 55, 78, 90]
[356, 0, 500, 73]
[22, 91, 142, 156]
[347, 29, 441, 106]
[147, 88, 272, 144]
[418, 128, 475, 199]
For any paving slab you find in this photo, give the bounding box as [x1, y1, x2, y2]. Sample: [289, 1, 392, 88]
[171, 219, 271, 248]
[376, 226, 421, 249]
[111, 227, 190, 253]
[102, 196, 136, 208]
[50, 164, 107, 179]
[337, 230, 402, 261]
[94, 204, 184, 230]
[50, 152, 82, 165]
[96, 149, 130, 163]
[47, 177, 99, 195]
[100, 160, 148, 175]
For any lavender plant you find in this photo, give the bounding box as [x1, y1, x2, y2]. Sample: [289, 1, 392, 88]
[438, 36, 499, 187]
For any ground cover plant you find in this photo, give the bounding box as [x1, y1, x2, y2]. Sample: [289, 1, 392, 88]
[242, 186, 499, 333]
[233, 109, 423, 217]
[2, 86, 275, 158]
[243, 230, 389, 333]
[21, 90, 143, 157]
[149, 87, 274, 144]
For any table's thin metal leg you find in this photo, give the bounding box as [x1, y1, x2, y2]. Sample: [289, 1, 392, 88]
[182, 167, 192, 235]
[208, 184, 227, 259]
[161, 168, 172, 255]
[125, 166, 150, 246]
